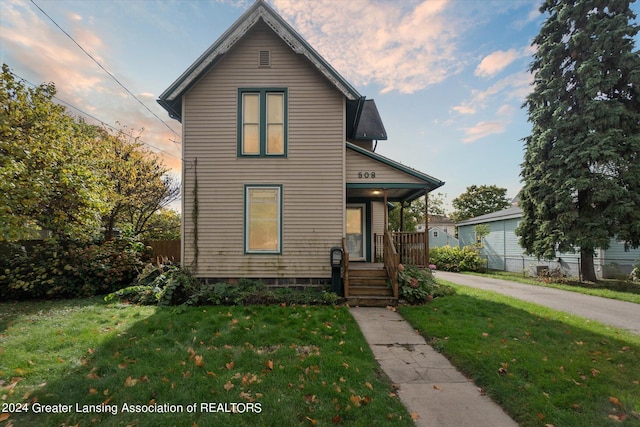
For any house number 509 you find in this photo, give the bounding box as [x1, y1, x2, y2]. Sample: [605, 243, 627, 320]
[358, 171, 376, 178]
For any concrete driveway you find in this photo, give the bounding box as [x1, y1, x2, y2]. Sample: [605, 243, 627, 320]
[436, 271, 640, 336]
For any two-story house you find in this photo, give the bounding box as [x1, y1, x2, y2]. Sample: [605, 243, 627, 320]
[158, 0, 444, 303]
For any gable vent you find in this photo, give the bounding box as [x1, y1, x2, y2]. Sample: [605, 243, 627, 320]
[258, 50, 271, 67]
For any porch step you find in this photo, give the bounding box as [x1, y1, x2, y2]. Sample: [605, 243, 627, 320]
[346, 264, 395, 305]
[348, 285, 392, 296]
[346, 296, 397, 307]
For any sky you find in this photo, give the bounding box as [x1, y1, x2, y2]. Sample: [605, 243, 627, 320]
[2, 0, 638, 214]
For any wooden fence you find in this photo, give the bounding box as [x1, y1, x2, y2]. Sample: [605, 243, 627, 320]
[146, 240, 181, 263]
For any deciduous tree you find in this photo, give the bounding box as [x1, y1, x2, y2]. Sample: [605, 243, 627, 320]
[517, 0, 640, 282]
[100, 129, 180, 240]
[1, 64, 107, 241]
[450, 185, 510, 223]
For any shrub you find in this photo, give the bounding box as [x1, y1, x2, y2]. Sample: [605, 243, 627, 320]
[0, 240, 150, 300]
[106, 266, 341, 307]
[429, 245, 485, 272]
[396, 264, 455, 304]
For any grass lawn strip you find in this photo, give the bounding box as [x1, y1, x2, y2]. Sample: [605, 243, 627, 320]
[0, 300, 412, 426]
[399, 281, 640, 427]
[463, 271, 640, 304]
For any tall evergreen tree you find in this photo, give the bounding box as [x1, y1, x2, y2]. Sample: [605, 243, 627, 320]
[517, 0, 640, 281]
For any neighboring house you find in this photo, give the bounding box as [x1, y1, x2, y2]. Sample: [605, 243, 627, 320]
[457, 206, 640, 279]
[428, 226, 458, 248]
[417, 215, 456, 235]
[158, 0, 444, 287]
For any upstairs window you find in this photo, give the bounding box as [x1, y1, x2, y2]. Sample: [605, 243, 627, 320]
[238, 88, 287, 157]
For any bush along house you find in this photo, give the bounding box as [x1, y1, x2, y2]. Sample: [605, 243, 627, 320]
[158, 0, 444, 305]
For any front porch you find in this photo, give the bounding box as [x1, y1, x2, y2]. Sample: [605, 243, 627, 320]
[341, 230, 429, 305]
[341, 142, 444, 305]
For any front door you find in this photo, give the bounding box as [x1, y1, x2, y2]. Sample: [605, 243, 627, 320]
[346, 204, 366, 261]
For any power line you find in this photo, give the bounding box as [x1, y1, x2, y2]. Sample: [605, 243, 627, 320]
[9, 70, 182, 161]
[29, 0, 181, 144]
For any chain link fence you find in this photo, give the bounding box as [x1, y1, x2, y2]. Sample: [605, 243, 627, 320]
[485, 255, 638, 280]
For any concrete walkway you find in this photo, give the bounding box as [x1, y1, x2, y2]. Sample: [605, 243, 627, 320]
[437, 271, 640, 335]
[349, 307, 518, 427]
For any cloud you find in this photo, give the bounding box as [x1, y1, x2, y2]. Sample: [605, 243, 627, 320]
[462, 121, 506, 143]
[497, 104, 515, 116]
[452, 70, 533, 115]
[273, 0, 462, 94]
[475, 49, 519, 78]
[452, 104, 476, 115]
[0, 1, 181, 171]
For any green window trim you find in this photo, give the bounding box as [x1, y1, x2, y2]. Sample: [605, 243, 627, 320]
[238, 88, 288, 157]
[244, 184, 283, 254]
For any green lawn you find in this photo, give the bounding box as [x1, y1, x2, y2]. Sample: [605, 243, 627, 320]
[0, 299, 412, 426]
[400, 281, 640, 427]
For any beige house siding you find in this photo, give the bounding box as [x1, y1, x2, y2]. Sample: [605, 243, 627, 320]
[371, 201, 386, 261]
[371, 201, 386, 238]
[182, 21, 345, 279]
[345, 148, 426, 184]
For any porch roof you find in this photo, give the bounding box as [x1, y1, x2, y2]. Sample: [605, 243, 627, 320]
[346, 142, 444, 202]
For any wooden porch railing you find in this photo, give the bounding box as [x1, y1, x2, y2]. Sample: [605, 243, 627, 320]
[375, 232, 427, 267]
[341, 237, 350, 297]
[383, 231, 399, 299]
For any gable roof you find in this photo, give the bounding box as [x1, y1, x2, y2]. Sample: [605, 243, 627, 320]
[158, 0, 361, 121]
[346, 142, 445, 201]
[456, 206, 523, 226]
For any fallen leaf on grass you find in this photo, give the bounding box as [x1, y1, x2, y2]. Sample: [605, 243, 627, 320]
[241, 373, 258, 386]
[124, 376, 138, 387]
[306, 416, 317, 425]
[609, 396, 622, 407]
[195, 355, 204, 367]
[350, 395, 362, 407]
[365, 382, 373, 390]
[226, 361, 235, 370]
[265, 360, 274, 370]
[0, 413, 10, 422]
[223, 381, 234, 391]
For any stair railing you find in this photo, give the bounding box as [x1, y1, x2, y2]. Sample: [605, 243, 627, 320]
[383, 231, 399, 299]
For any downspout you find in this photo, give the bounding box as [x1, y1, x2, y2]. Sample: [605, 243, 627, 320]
[503, 220, 507, 271]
